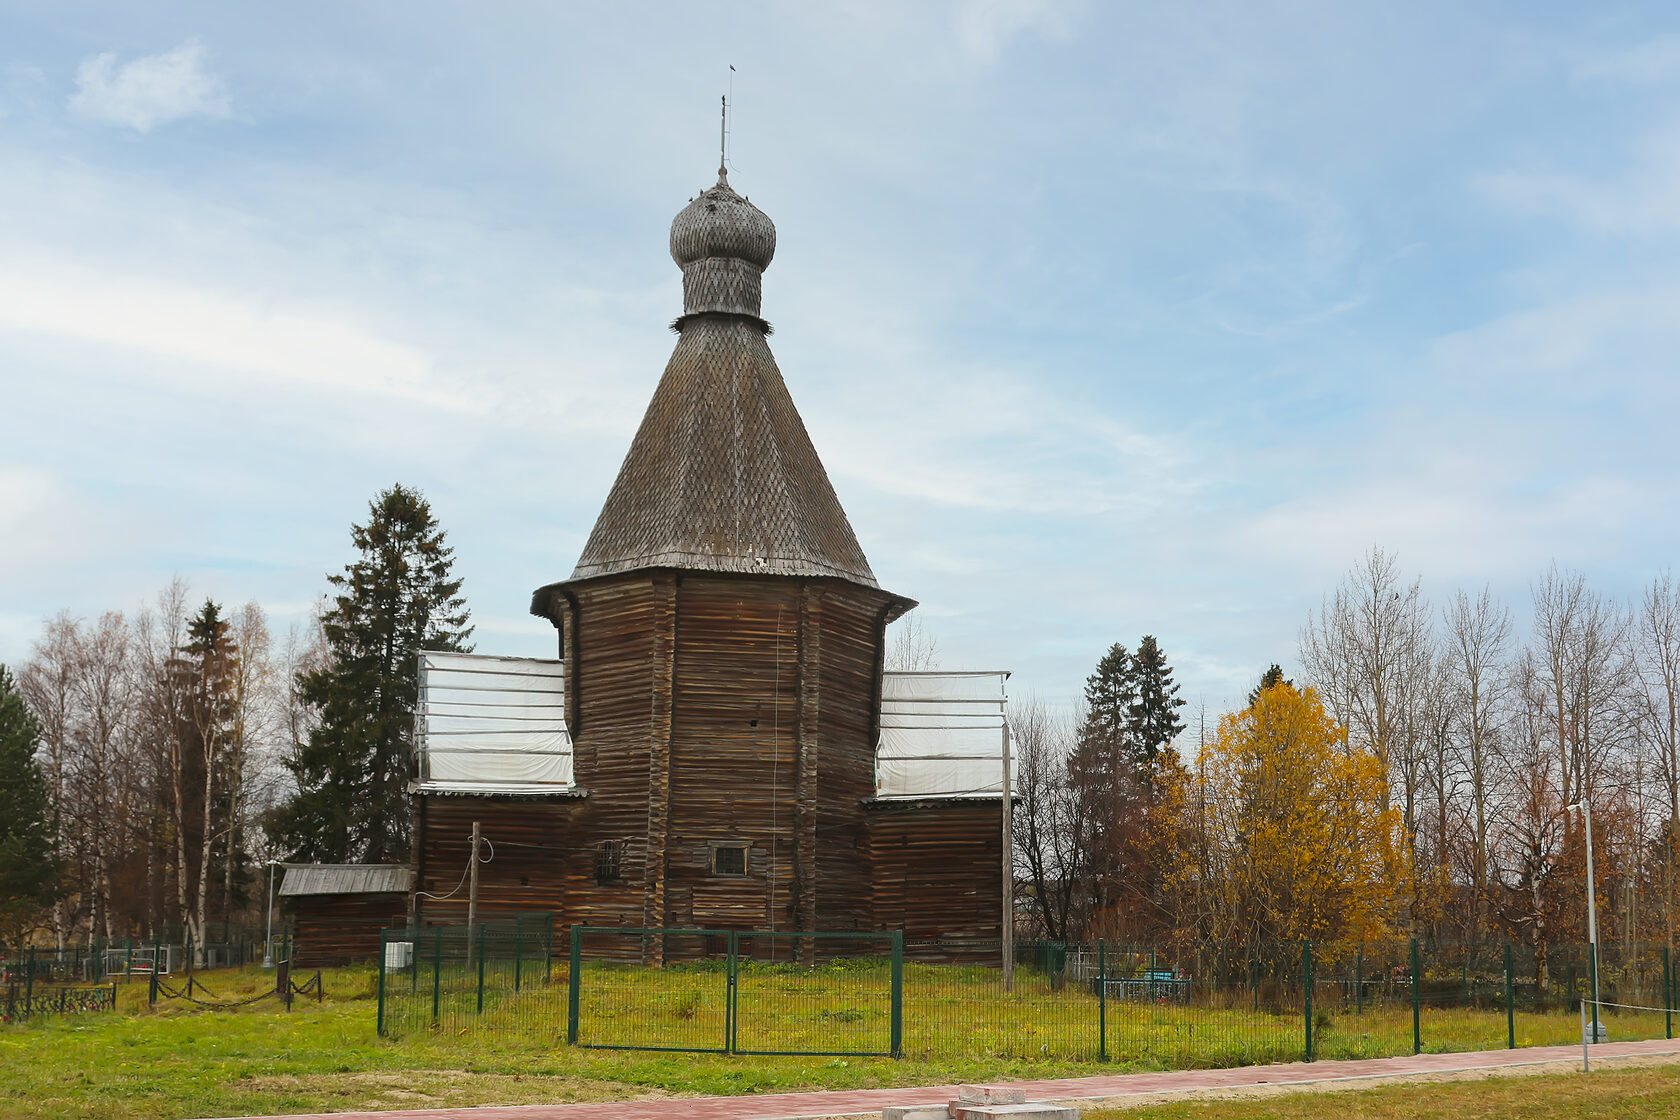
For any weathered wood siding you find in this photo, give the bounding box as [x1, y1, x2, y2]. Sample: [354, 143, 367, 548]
[867, 800, 1004, 942]
[815, 583, 891, 930]
[291, 893, 407, 967]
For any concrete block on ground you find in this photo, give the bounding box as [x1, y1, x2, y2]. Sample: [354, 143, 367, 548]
[881, 1107, 949, 1120]
[957, 1086, 1029, 1105]
[949, 1106, 1080, 1120]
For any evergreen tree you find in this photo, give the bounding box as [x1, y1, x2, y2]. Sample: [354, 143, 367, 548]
[1248, 664, 1292, 707]
[1127, 635, 1186, 769]
[275, 485, 472, 864]
[0, 665, 60, 947]
[1067, 642, 1136, 791]
[1065, 643, 1139, 934]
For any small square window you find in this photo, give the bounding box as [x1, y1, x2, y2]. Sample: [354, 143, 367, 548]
[711, 844, 748, 876]
[596, 840, 624, 884]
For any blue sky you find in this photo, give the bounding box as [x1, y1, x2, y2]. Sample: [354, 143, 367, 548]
[3, 2, 1679, 712]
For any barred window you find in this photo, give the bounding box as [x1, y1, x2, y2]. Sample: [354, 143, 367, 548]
[711, 844, 748, 877]
[595, 840, 624, 884]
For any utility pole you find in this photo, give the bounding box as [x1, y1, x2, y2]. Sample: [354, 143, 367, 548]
[467, 821, 482, 931]
[1001, 703, 1014, 993]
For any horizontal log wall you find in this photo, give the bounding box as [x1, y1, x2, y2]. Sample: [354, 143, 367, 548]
[291, 893, 408, 967]
[815, 583, 888, 930]
[868, 800, 1004, 943]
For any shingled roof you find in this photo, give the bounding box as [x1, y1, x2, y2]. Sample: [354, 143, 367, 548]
[540, 169, 882, 597]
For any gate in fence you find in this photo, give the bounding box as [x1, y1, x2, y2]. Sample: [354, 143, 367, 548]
[564, 927, 903, 1057]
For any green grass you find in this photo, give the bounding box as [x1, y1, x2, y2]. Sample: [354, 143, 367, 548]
[1087, 1065, 1680, 1119]
[0, 964, 1674, 1119]
[391, 955, 1673, 1066]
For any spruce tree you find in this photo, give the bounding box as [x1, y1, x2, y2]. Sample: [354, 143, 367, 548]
[276, 485, 472, 864]
[0, 665, 60, 947]
[1127, 635, 1186, 769]
[1065, 643, 1138, 933]
[1248, 663, 1292, 707]
[1067, 642, 1136, 790]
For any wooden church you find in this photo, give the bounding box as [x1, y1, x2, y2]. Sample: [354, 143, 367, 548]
[406, 155, 1010, 953]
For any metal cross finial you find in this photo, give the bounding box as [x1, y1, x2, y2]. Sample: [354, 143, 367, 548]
[719, 94, 728, 182]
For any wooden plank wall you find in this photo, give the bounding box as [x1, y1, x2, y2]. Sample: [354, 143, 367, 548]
[867, 800, 1004, 942]
[815, 583, 890, 931]
[291, 893, 407, 967]
[667, 575, 801, 932]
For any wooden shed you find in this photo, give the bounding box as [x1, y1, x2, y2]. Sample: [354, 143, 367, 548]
[281, 864, 412, 967]
[411, 160, 1009, 959]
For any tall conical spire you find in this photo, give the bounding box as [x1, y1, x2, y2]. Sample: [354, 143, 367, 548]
[548, 163, 880, 591]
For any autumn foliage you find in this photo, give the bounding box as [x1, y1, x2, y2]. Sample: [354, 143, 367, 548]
[1175, 680, 1409, 962]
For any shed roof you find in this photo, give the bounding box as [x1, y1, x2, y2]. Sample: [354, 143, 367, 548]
[279, 864, 413, 897]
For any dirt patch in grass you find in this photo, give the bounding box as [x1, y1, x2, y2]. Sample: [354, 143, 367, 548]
[234, 1069, 673, 1112]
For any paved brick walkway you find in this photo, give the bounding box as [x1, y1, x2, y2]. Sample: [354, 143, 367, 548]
[213, 1036, 1680, 1120]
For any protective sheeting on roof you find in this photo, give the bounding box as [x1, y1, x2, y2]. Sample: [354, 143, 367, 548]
[875, 670, 1012, 800]
[413, 651, 574, 795]
[279, 864, 413, 897]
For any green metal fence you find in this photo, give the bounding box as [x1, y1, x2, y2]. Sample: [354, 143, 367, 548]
[376, 926, 1680, 1065]
[375, 912, 556, 1041]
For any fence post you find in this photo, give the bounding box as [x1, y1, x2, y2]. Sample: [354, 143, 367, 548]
[431, 925, 442, 1023]
[566, 925, 581, 1045]
[1505, 942, 1515, 1050]
[1355, 947, 1363, 1015]
[1303, 940, 1313, 1062]
[376, 929, 388, 1036]
[1252, 957, 1259, 1012]
[476, 925, 487, 1015]
[514, 917, 523, 994]
[1411, 937, 1421, 1055]
[890, 929, 904, 1059]
[149, 940, 160, 1005]
[24, 947, 34, 1015]
[726, 931, 738, 1055]
[1665, 946, 1673, 1041]
[1098, 938, 1108, 1063]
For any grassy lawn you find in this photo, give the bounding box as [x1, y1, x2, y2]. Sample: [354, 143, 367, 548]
[1087, 1065, 1680, 1119]
[0, 964, 1673, 1119]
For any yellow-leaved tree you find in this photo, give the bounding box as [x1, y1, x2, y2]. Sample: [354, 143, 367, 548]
[1185, 679, 1409, 965]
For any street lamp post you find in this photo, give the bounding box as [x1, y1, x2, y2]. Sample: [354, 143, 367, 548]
[1567, 801, 1600, 1041]
[263, 861, 279, 969]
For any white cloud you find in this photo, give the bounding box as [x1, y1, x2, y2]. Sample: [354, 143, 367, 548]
[1432, 288, 1680, 396]
[954, 0, 1073, 61]
[0, 262, 470, 409]
[1231, 472, 1651, 587]
[69, 38, 231, 132]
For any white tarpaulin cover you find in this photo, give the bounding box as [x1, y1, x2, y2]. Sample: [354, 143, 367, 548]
[875, 670, 1011, 799]
[414, 651, 574, 794]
